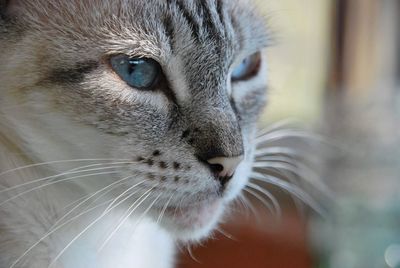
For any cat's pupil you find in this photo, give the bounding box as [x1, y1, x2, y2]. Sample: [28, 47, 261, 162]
[111, 55, 160, 89]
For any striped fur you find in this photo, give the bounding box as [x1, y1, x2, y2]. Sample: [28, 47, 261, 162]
[0, 1, 270, 267]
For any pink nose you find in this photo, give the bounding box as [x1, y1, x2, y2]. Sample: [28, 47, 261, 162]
[206, 155, 244, 180]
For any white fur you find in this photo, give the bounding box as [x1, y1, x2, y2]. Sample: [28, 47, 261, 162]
[0, 0, 270, 267]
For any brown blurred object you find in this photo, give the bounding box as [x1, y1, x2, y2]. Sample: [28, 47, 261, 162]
[329, 0, 379, 93]
[329, 0, 399, 94]
[178, 207, 312, 268]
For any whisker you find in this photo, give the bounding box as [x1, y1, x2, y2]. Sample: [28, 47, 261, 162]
[129, 192, 162, 234]
[0, 162, 135, 194]
[256, 118, 302, 138]
[102, 180, 148, 215]
[9, 198, 114, 268]
[187, 244, 201, 264]
[0, 158, 130, 178]
[246, 182, 282, 218]
[49, 176, 139, 232]
[47, 185, 157, 268]
[176, 242, 185, 254]
[216, 228, 237, 241]
[175, 192, 191, 219]
[253, 161, 334, 199]
[157, 194, 174, 224]
[0, 170, 120, 207]
[254, 151, 317, 169]
[238, 193, 260, 224]
[250, 171, 327, 217]
[233, 194, 250, 219]
[98, 190, 161, 252]
[254, 146, 309, 160]
[59, 193, 93, 213]
[243, 187, 276, 217]
[258, 167, 309, 220]
[255, 129, 328, 145]
[254, 156, 302, 167]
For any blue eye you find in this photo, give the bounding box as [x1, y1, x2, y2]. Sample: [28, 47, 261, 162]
[110, 55, 161, 89]
[231, 52, 262, 82]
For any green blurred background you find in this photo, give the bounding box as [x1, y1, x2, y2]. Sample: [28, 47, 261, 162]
[258, 0, 331, 123]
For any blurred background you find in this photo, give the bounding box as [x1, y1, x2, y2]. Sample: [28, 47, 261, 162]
[179, 0, 400, 267]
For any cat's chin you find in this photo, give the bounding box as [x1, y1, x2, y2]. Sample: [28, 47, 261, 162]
[156, 161, 252, 242]
[160, 199, 225, 242]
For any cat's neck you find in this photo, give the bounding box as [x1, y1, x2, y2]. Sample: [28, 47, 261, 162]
[58, 218, 175, 268]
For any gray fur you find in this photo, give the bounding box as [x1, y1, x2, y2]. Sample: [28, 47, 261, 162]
[0, 0, 270, 267]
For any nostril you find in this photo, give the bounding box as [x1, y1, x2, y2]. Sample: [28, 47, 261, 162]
[209, 163, 224, 173]
[206, 155, 244, 181]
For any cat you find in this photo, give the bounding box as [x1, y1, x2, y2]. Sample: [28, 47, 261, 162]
[0, 0, 272, 267]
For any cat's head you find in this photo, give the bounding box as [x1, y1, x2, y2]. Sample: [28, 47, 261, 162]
[0, 0, 269, 242]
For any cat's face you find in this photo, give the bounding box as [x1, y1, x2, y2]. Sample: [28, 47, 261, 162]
[0, 0, 269, 241]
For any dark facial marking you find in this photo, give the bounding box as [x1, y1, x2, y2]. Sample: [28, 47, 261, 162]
[216, 0, 225, 27]
[181, 129, 190, 139]
[167, 0, 201, 42]
[159, 161, 167, 169]
[219, 175, 232, 189]
[152, 150, 161, 157]
[198, 0, 224, 42]
[47, 61, 99, 84]
[145, 159, 154, 166]
[162, 14, 175, 52]
[173, 162, 181, 170]
[137, 156, 145, 162]
[210, 163, 224, 172]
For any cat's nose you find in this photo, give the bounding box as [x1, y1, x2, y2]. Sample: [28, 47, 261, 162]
[206, 155, 244, 184]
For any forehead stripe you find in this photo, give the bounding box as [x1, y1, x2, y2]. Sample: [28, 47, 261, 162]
[198, 0, 225, 42]
[162, 14, 176, 53]
[167, 0, 202, 42]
